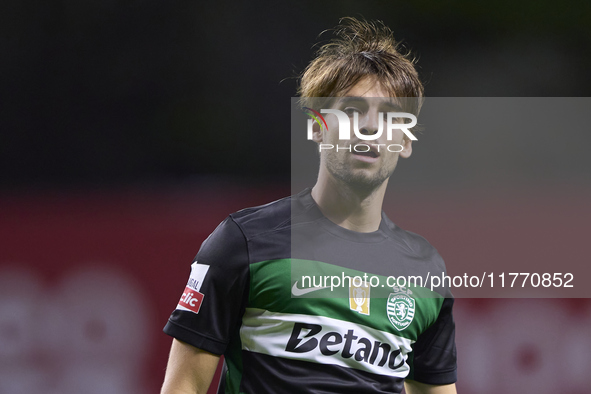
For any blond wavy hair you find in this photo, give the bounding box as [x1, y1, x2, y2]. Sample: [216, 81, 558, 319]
[298, 17, 424, 115]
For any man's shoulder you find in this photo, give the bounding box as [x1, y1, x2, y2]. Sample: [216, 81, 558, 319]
[196, 194, 294, 264]
[228, 194, 293, 239]
[383, 215, 443, 260]
[401, 228, 438, 255]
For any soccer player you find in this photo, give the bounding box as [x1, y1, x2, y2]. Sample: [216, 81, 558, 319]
[161, 17, 457, 394]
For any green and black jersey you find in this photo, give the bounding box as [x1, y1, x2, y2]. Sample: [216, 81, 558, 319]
[164, 189, 456, 393]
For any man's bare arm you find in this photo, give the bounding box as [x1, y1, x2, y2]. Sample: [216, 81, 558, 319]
[161, 338, 220, 394]
[404, 380, 457, 394]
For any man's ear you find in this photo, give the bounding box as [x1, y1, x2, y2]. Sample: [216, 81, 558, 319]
[311, 122, 323, 143]
[399, 138, 412, 159]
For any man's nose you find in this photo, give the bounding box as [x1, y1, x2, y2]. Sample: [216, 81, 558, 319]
[359, 127, 378, 136]
[357, 110, 381, 136]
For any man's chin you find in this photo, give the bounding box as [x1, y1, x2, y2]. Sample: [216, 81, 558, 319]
[335, 171, 389, 193]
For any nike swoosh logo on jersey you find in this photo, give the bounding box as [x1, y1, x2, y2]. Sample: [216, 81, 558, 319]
[291, 281, 329, 296]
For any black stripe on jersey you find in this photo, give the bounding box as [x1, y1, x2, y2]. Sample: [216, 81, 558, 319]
[238, 351, 405, 394]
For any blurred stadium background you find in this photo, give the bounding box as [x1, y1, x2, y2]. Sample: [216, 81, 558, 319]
[1, 1, 590, 393]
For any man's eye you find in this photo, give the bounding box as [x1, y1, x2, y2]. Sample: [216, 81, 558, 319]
[343, 108, 360, 116]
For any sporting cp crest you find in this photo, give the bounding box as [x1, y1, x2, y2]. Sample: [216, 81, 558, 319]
[387, 293, 415, 331]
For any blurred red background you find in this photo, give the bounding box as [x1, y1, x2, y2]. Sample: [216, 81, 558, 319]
[1, 184, 590, 394]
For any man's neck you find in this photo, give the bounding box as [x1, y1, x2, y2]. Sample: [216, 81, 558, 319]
[310, 175, 388, 233]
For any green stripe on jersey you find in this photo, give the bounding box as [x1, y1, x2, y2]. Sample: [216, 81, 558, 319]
[248, 259, 444, 341]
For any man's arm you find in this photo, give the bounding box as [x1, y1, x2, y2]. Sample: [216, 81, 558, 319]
[161, 339, 221, 394]
[404, 380, 457, 394]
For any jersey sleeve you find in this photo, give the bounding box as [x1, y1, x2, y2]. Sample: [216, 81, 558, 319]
[407, 297, 457, 385]
[163, 216, 250, 355]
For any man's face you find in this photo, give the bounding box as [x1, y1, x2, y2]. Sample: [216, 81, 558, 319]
[313, 77, 413, 191]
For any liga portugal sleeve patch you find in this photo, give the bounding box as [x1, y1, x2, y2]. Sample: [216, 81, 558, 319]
[176, 262, 210, 314]
[178, 286, 205, 313]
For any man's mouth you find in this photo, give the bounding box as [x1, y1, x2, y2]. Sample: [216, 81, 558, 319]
[352, 150, 378, 158]
[350, 145, 380, 162]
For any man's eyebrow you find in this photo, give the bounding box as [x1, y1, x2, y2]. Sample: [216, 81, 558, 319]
[382, 102, 403, 111]
[338, 97, 367, 105]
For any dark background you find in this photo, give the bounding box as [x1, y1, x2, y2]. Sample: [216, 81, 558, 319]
[1, 2, 591, 393]
[1, 0, 590, 190]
